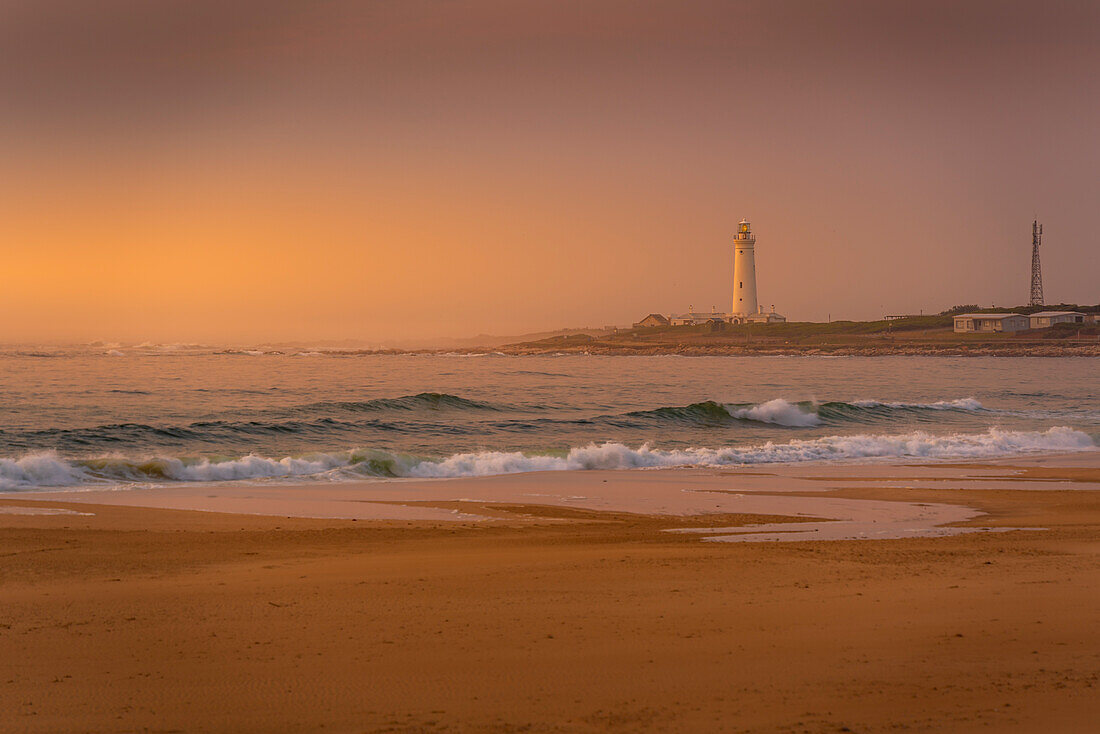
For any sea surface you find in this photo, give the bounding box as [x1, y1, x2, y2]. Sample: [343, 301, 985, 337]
[1, 346, 1097, 490]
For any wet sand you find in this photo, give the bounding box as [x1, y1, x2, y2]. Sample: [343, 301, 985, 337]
[2, 454, 1099, 732]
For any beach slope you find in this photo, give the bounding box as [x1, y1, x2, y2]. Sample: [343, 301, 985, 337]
[2, 456, 1099, 733]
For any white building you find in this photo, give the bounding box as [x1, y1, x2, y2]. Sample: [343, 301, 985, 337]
[743, 307, 787, 324]
[1028, 311, 1087, 329]
[953, 313, 1030, 333]
[666, 303, 787, 327]
[669, 306, 730, 326]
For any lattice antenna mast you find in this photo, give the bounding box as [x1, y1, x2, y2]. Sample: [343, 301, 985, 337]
[1029, 219, 1044, 306]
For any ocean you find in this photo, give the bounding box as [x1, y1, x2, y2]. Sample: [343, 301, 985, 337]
[0, 346, 1096, 490]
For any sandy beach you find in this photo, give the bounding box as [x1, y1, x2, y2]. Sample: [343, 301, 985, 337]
[2, 453, 1099, 733]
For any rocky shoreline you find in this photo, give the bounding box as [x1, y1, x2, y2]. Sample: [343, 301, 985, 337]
[310, 343, 1100, 357]
[489, 343, 1100, 357]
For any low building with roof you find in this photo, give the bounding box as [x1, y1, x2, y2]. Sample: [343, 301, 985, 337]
[669, 307, 729, 327]
[632, 313, 671, 328]
[662, 305, 787, 327]
[953, 313, 1030, 333]
[741, 306, 787, 325]
[1028, 311, 1088, 329]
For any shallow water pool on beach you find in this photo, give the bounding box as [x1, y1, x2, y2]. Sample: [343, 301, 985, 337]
[0, 349, 1096, 489]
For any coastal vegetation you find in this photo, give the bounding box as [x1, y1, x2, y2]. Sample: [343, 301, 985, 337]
[497, 305, 1100, 356]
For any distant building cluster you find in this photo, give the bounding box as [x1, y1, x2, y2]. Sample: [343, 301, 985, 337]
[634, 219, 787, 329]
[950, 220, 1095, 333]
[950, 220, 1095, 332]
[953, 311, 1091, 334]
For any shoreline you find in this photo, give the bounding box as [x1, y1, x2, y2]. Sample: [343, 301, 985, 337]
[8, 343, 1100, 358]
[3, 431, 1095, 494]
[491, 343, 1100, 358]
[5, 451, 1098, 532]
[258, 344, 1100, 357]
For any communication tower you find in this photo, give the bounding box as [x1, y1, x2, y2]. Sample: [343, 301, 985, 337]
[1029, 219, 1044, 306]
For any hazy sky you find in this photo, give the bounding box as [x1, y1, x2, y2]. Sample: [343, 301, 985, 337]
[1, 0, 1097, 343]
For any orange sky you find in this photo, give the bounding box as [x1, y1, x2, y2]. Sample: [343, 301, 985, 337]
[1, 0, 1097, 343]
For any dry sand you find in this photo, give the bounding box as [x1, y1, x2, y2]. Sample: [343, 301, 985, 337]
[2, 454, 1099, 732]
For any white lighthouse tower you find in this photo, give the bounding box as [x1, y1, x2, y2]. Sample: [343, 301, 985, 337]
[732, 219, 758, 318]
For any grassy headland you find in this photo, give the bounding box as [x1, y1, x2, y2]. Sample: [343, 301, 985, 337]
[497, 306, 1100, 356]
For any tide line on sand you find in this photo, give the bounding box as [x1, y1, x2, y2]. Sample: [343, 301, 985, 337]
[5, 459, 1076, 543]
[0, 505, 94, 516]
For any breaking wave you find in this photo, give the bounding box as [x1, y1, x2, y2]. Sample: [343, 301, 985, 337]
[406, 427, 1091, 477]
[623, 397, 987, 428]
[0, 395, 1041, 456]
[729, 399, 822, 427]
[0, 449, 418, 490]
[1, 427, 1092, 491]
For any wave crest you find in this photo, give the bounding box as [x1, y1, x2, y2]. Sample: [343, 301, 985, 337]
[727, 398, 821, 427]
[847, 398, 984, 411]
[624, 397, 985, 428]
[306, 392, 505, 413]
[624, 398, 819, 427]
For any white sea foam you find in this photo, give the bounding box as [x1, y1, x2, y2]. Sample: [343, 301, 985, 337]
[0, 451, 347, 490]
[850, 397, 984, 411]
[0, 506, 95, 516]
[154, 454, 347, 482]
[0, 453, 91, 490]
[726, 398, 821, 426]
[407, 427, 1093, 477]
[0, 428, 1093, 490]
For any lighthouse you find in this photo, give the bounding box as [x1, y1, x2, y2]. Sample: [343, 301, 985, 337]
[732, 219, 757, 317]
[635, 217, 785, 328]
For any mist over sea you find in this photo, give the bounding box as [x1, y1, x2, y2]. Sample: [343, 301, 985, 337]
[1, 347, 1096, 490]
